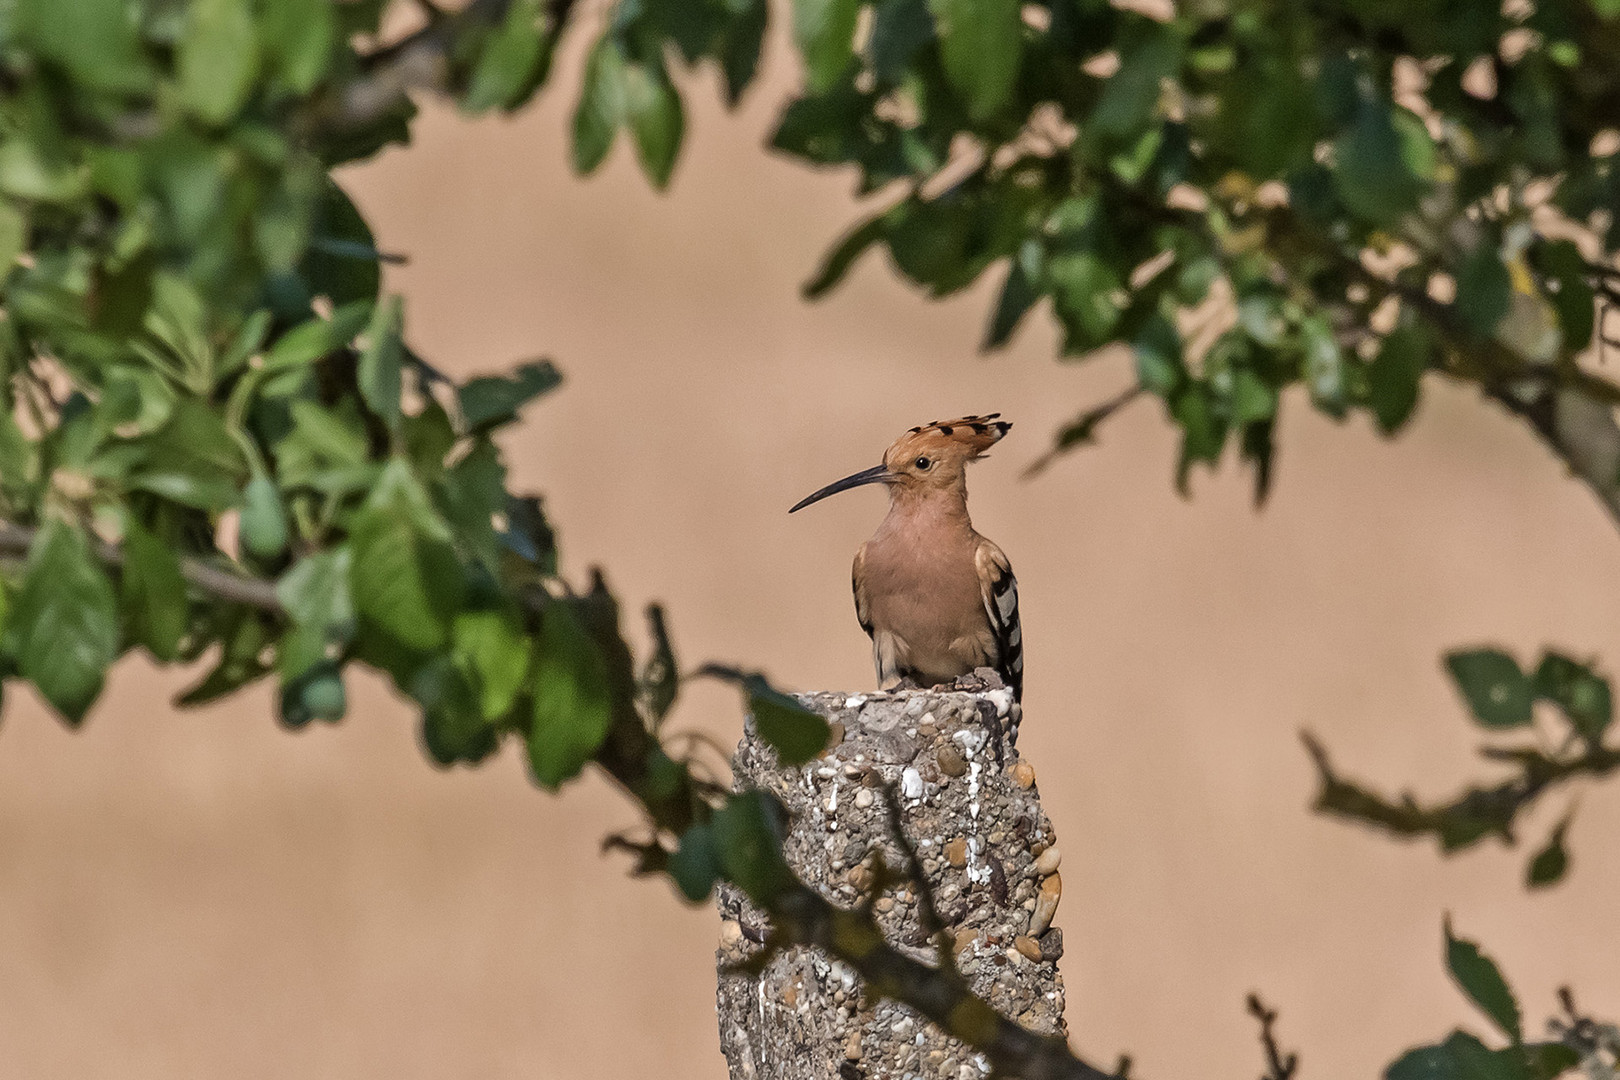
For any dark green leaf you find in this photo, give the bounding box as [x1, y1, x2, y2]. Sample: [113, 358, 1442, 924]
[1444, 920, 1522, 1043]
[300, 180, 381, 307]
[1456, 246, 1512, 338]
[805, 213, 888, 299]
[712, 790, 793, 905]
[1133, 312, 1185, 395]
[638, 604, 679, 727]
[177, 610, 273, 706]
[527, 603, 613, 789]
[748, 681, 829, 765]
[459, 360, 562, 431]
[349, 467, 464, 652]
[358, 295, 404, 427]
[9, 521, 119, 723]
[928, 0, 1021, 119]
[464, 0, 547, 113]
[120, 521, 187, 662]
[413, 657, 499, 765]
[1091, 28, 1179, 137]
[1526, 813, 1571, 889]
[1532, 651, 1611, 744]
[1445, 649, 1534, 729]
[868, 0, 934, 84]
[1367, 323, 1431, 434]
[179, 0, 260, 125]
[795, 0, 861, 93]
[983, 260, 1039, 350]
[1334, 100, 1426, 224]
[624, 59, 684, 189]
[668, 821, 722, 902]
[573, 36, 628, 174]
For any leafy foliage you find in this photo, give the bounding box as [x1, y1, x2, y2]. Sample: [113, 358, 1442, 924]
[3, 1, 1619, 1078]
[1305, 648, 1618, 887]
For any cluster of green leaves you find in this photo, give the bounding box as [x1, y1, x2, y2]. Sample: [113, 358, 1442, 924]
[1306, 647, 1617, 888]
[1385, 922, 1583, 1080]
[0, 0, 842, 903]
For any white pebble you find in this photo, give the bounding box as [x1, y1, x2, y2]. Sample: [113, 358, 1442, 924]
[853, 789, 874, 809]
[845, 695, 867, 708]
[901, 767, 924, 800]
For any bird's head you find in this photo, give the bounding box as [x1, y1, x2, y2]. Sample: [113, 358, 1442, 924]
[789, 415, 1011, 513]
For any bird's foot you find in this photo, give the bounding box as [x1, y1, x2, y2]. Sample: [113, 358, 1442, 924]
[951, 667, 1007, 695]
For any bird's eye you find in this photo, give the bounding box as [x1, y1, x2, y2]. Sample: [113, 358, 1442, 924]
[914, 456, 932, 470]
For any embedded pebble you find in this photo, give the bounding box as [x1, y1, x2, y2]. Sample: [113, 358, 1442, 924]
[1014, 935, 1043, 962]
[936, 745, 967, 777]
[845, 1030, 863, 1060]
[853, 788, 874, 810]
[944, 837, 968, 868]
[720, 919, 745, 951]
[1039, 928, 1065, 962]
[845, 696, 867, 709]
[827, 721, 846, 748]
[1029, 872, 1062, 936]
[874, 897, 895, 913]
[1033, 846, 1062, 875]
[900, 767, 924, 799]
[1011, 762, 1036, 789]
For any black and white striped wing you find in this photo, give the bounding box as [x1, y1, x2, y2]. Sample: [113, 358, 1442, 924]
[974, 540, 1023, 702]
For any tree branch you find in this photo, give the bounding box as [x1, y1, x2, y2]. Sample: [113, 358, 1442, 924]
[0, 520, 283, 613]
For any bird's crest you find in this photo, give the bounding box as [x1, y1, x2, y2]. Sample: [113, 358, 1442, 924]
[885, 414, 1011, 465]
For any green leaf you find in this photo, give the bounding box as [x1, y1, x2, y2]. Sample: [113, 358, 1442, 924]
[179, 0, 260, 125]
[0, 140, 89, 204]
[868, 0, 934, 84]
[1091, 28, 1179, 137]
[712, 790, 793, 905]
[1367, 323, 1431, 434]
[413, 657, 499, 765]
[984, 259, 1039, 350]
[349, 471, 464, 652]
[573, 36, 628, 174]
[795, 0, 861, 93]
[276, 548, 354, 638]
[1301, 315, 1346, 415]
[358, 294, 404, 427]
[458, 360, 562, 430]
[1386, 1032, 1531, 1080]
[1526, 813, 1571, 889]
[9, 521, 119, 724]
[748, 681, 829, 765]
[624, 60, 684, 189]
[262, 301, 371, 373]
[1444, 919, 1522, 1043]
[177, 610, 272, 706]
[1445, 649, 1534, 729]
[805, 214, 887, 300]
[1334, 100, 1425, 224]
[15, 0, 154, 95]
[1133, 312, 1185, 395]
[463, 0, 547, 112]
[240, 473, 290, 560]
[638, 604, 679, 726]
[120, 521, 187, 662]
[1456, 246, 1512, 338]
[527, 603, 613, 789]
[1229, 369, 1277, 425]
[261, 0, 336, 93]
[300, 181, 381, 307]
[668, 822, 722, 902]
[453, 608, 532, 721]
[927, 0, 1020, 119]
[1531, 651, 1611, 744]
[0, 201, 26, 272]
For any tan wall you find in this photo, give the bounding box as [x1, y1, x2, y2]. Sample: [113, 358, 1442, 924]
[0, 27, 1616, 1080]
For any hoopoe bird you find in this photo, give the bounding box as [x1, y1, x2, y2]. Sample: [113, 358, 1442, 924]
[790, 415, 1023, 707]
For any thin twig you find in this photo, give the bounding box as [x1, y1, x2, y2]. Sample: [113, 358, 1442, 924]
[1247, 994, 1299, 1080]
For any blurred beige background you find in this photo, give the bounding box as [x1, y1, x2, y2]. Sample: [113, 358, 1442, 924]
[1, 22, 1617, 1080]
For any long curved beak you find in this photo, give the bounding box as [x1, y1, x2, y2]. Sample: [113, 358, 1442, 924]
[789, 463, 890, 513]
